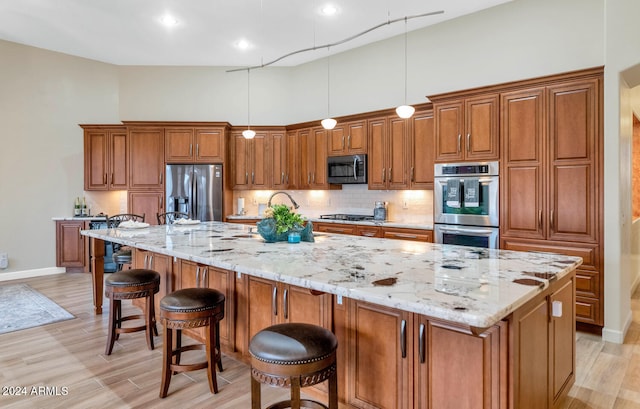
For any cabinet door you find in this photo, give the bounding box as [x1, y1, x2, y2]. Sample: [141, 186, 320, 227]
[208, 267, 235, 349]
[246, 276, 278, 345]
[410, 110, 435, 189]
[465, 94, 499, 160]
[500, 88, 546, 240]
[195, 127, 225, 162]
[286, 130, 300, 189]
[55, 220, 85, 270]
[346, 120, 367, 154]
[128, 191, 163, 225]
[547, 79, 599, 243]
[299, 129, 312, 189]
[272, 131, 288, 189]
[178, 260, 207, 340]
[84, 130, 109, 190]
[550, 278, 575, 403]
[310, 128, 328, 188]
[347, 300, 412, 409]
[251, 132, 271, 188]
[129, 127, 165, 189]
[328, 125, 346, 156]
[283, 285, 332, 329]
[435, 101, 464, 162]
[232, 132, 250, 189]
[109, 131, 128, 190]
[165, 128, 194, 162]
[134, 250, 173, 322]
[387, 117, 410, 189]
[367, 118, 387, 189]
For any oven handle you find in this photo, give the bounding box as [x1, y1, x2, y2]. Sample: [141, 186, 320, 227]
[439, 226, 496, 235]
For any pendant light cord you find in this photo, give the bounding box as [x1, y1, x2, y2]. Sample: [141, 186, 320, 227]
[403, 17, 408, 105]
[246, 69, 251, 129]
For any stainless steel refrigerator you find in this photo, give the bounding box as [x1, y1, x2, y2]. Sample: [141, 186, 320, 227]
[166, 164, 223, 221]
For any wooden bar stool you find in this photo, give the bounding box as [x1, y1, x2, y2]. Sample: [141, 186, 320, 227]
[249, 323, 338, 409]
[159, 287, 225, 398]
[104, 269, 160, 355]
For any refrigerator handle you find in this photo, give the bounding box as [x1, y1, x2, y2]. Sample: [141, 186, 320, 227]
[192, 174, 197, 219]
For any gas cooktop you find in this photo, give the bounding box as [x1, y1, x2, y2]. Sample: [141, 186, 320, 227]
[319, 214, 375, 221]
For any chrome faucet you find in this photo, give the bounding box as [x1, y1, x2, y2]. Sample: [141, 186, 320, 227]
[267, 191, 300, 209]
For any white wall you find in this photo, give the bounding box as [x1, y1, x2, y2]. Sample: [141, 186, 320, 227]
[0, 40, 119, 273]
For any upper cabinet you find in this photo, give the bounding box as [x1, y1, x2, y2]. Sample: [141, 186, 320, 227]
[368, 115, 410, 190]
[128, 127, 165, 190]
[271, 131, 288, 190]
[165, 126, 226, 163]
[231, 130, 271, 190]
[298, 127, 329, 189]
[82, 125, 128, 191]
[409, 109, 435, 189]
[327, 120, 367, 156]
[433, 94, 499, 162]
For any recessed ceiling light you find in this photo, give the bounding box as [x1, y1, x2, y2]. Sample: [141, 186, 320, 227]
[321, 4, 338, 16]
[236, 39, 251, 50]
[159, 14, 178, 27]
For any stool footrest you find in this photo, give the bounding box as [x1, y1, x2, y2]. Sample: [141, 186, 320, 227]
[266, 399, 328, 409]
[170, 361, 209, 373]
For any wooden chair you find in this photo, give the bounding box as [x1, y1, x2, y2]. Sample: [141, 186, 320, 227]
[156, 211, 189, 225]
[107, 213, 145, 271]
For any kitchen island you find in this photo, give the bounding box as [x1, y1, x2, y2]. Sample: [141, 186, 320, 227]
[82, 221, 581, 409]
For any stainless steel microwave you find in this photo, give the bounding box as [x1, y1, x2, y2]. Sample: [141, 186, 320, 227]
[327, 154, 367, 184]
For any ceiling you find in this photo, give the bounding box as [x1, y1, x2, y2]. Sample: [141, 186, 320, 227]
[0, 0, 511, 67]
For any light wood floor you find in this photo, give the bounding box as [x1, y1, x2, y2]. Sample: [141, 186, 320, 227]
[0, 272, 638, 409]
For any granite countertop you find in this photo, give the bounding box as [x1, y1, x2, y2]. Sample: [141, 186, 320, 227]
[226, 214, 434, 230]
[52, 215, 107, 221]
[82, 222, 581, 328]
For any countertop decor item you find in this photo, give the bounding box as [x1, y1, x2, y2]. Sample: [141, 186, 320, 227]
[256, 204, 314, 243]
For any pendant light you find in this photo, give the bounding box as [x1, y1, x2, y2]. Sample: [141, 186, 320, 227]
[242, 69, 256, 139]
[321, 51, 337, 130]
[396, 17, 415, 119]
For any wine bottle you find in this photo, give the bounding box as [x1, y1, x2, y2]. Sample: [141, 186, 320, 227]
[82, 197, 87, 216]
[74, 197, 81, 216]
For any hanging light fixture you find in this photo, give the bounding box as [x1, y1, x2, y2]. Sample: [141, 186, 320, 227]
[396, 17, 415, 119]
[242, 69, 256, 139]
[321, 50, 337, 130]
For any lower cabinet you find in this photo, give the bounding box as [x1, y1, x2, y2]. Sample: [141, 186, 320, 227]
[176, 259, 236, 350]
[55, 220, 89, 273]
[132, 249, 173, 322]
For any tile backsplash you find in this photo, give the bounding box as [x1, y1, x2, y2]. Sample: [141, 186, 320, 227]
[233, 185, 433, 225]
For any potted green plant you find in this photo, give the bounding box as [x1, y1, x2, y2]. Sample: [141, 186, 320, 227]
[257, 204, 314, 243]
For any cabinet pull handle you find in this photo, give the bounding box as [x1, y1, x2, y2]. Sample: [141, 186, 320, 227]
[195, 267, 200, 288]
[252, 172, 255, 184]
[539, 210, 543, 230]
[104, 173, 107, 184]
[281, 172, 285, 185]
[144, 254, 148, 269]
[342, 135, 345, 150]
[457, 134, 461, 153]
[411, 167, 414, 182]
[466, 133, 470, 152]
[160, 172, 163, 185]
[196, 144, 199, 157]
[189, 143, 193, 156]
[394, 233, 418, 239]
[272, 286, 278, 316]
[283, 288, 289, 320]
[400, 319, 407, 358]
[419, 323, 426, 363]
[388, 168, 392, 182]
[382, 168, 386, 182]
[347, 134, 351, 148]
[245, 172, 249, 184]
[202, 266, 208, 287]
[149, 254, 154, 269]
[550, 209, 554, 230]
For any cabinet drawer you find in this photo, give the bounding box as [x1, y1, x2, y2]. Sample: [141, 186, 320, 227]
[383, 227, 433, 242]
[575, 269, 600, 298]
[316, 223, 358, 235]
[500, 239, 599, 271]
[575, 296, 600, 325]
[357, 225, 382, 238]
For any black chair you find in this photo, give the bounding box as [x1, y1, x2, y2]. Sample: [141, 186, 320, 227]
[156, 211, 189, 225]
[107, 213, 145, 271]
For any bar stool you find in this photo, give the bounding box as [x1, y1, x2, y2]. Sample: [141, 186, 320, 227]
[104, 269, 160, 355]
[249, 323, 338, 409]
[159, 287, 225, 398]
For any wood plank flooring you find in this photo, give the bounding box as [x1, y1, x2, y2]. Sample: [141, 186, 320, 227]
[0, 272, 638, 408]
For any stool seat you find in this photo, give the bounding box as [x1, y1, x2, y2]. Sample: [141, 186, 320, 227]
[250, 323, 338, 409]
[159, 287, 225, 398]
[250, 323, 338, 365]
[104, 269, 160, 356]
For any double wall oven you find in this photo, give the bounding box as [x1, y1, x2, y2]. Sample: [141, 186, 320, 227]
[433, 161, 499, 249]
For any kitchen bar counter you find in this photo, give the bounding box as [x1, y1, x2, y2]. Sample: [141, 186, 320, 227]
[226, 214, 434, 230]
[82, 221, 579, 328]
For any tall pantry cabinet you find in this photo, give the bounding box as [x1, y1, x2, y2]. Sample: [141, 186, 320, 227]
[499, 72, 603, 327]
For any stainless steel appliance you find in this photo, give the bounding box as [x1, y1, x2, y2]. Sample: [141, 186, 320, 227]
[433, 161, 499, 248]
[89, 220, 116, 273]
[327, 154, 367, 184]
[373, 201, 387, 221]
[166, 164, 223, 221]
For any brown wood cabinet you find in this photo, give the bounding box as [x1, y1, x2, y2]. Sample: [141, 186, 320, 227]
[133, 249, 174, 322]
[356, 225, 382, 238]
[286, 129, 301, 189]
[272, 130, 288, 189]
[299, 127, 329, 189]
[128, 127, 165, 190]
[127, 190, 163, 225]
[327, 120, 367, 156]
[82, 125, 128, 191]
[500, 76, 603, 326]
[236, 275, 332, 357]
[409, 109, 435, 189]
[314, 222, 358, 235]
[315, 222, 432, 243]
[433, 94, 499, 162]
[383, 227, 433, 242]
[368, 116, 410, 190]
[165, 126, 225, 163]
[231, 131, 271, 190]
[55, 220, 88, 273]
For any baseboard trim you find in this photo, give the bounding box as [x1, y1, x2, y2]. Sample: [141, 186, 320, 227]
[0, 267, 66, 282]
[602, 309, 633, 344]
